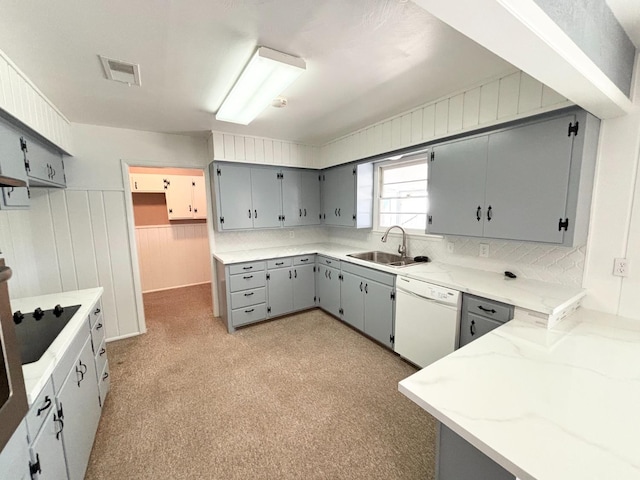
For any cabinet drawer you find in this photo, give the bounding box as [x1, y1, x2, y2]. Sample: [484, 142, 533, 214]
[229, 261, 265, 275]
[267, 257, 292, 269]
[230, 287, 266, 309]
[317, 255, 338, 267]
[231, 304, 266, 327]
[341, 261, 395, 286]
[229, 271, 266, 292]
[293, 255, 315, 266]
[25, 378, 55, 441]
[459, 313, 504, 348]
[465, 295, 513, 323]
[98, 361, 110, 407]
[91, 314, 106, 353]
[51, 322, 90, 391]
[94, 338, 108, 381]
[89, 299, 102, 328]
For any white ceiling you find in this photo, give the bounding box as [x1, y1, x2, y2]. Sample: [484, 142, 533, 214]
[0, 0, 516, 145]
[606, 0, 640, 48]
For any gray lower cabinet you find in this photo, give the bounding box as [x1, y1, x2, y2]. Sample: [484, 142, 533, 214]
[56, 335, 101, 480]
[437, 423, 515, 480]
[267, 266, 294, 317]
[292, 263, 315, 311]
[317, 264, 341, 318]
[267, 257, 317, 317]
[30, 408, 67, 480]
[339, 262, 395, 348]
[459, 294, 514, 348]
[428, 109, 599, 246]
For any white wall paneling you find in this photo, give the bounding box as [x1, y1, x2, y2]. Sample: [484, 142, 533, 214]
[135, 224, 211, 293]
[0, 48, 73, 154]
[319, 70, 572, 167]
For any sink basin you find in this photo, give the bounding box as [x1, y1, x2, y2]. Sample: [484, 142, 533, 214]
[347, 251, 418, 268]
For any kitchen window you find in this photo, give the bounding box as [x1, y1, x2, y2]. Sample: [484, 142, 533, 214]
[376, 154, 429, 233]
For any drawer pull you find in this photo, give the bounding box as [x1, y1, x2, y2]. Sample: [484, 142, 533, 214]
[54, 413, 64, 440]
[477, 306, 496, 314]
[243, 275, 253, 280]
[97, 322, 103, 330]
[99, 348, 106, 356]
[37, 396, 52, 416]
[275, 262, 284, 265]
[470, 320, 476, 336]
[300, 258, 309, 262]
[243, 266, 253, 270]
[94, 308, 101, 314]
[244, 292, 254, 297]
[102, 372, 109, 381]
[244, 308, 255, 313]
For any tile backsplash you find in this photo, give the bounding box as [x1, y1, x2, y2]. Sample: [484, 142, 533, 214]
[212, 226, 585, 287]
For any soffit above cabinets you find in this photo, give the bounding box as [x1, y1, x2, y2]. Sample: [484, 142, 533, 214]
[0, 0, 515, 145]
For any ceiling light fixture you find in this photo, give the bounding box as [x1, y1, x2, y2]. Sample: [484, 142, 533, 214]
[216, 47, 306, 125]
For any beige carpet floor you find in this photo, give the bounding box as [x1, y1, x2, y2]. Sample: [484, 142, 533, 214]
[85, 283, 436, 480]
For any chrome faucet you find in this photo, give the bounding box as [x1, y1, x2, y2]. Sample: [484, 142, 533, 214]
[381, 225, 407, 258]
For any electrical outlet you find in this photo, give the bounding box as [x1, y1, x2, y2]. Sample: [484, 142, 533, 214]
[289, 230, 295, 238]
[613, 258, 629, 277]
[479, 243, 489, 258]
[446, 242, 454, 253]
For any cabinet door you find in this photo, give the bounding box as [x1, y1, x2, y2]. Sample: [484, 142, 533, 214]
[191, 176, 207, 219]
[165, 175, 194, 219]
[130, 173, 166, 193]
[2, 186, 30, 208]
[0, 421, 30, 480]
[318, 266, 340, 317]
[281, 169, 302, 227]
[30, 409, 67, 480]
[251, 167, 282, 228]
[56, 337, 101, 480]
[215, 163, 253, 230]
[429, 136, 488, 237]
[459, 312, 503, 348]
[0, 120, 28, 182]
[484, 115, 574, 243]
[335, 165, 356, 227]
[340, 271, 364, 330]
[363, 280, 394, 348]
[321, 168, 340, 225]
[25, 137, 65, 186]
[300, 170, 321, 226]
[292, 264, 315, 311]
[267, 268, 293, 318]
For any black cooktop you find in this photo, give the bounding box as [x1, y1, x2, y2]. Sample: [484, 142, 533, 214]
[14, 304, 81, 365]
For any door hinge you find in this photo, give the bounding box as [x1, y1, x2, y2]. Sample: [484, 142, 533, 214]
[428, 215, 433, 225]
[558, 218, 569, 231]
[313, 266, 316, 272]
[390, 334, 395, 344]
[353, 166, 356, 175]
[23, 158, 30, 173]
[29, 454, 41, 476]
[266, 273, 271, 280]
[390, 291, 395, 300]
[192, 181, 196, 186]
[20, 137, 27, 152]
[163, 178, 170, 189]
[267, 307, 271, 313]
[430, 151, 435, 162]
[314, 296, 317, 303]
[277, 172, 283, 179]
[216, 167, 221, 176]
[220, 216, 224, 224]
[318, 174, 321, 181]
[352, 214, 356, 221]
[339, 308, 344, 315]
[319, 213, 322, 220]
[568, 121, 579, 137]
[338, 274, 343, 281]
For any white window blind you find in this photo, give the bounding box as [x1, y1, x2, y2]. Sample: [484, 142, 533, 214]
[378, 158, 428, 231]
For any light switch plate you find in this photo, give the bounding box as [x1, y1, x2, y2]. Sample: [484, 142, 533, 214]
[613, 258, 629, 277]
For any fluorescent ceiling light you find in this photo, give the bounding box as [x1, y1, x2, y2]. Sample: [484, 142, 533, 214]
[216, 47, 306, 125]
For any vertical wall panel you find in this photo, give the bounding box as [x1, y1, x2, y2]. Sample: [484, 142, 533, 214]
[65, 190, 100, 289]
[48, 190, 78, 292]
[542, 85, 567, 107]
[234, 136, 245, 161]
[422, 104, 436, 140]
[28, 190, 62, 295]
[281, 142, 291, 165]
[411, 109, 423, 144]
[391, 117, 402, 148]
[434, 100, 449, 136]
[272, 141, 282, 164]
[518, 73, 543, 113]
[401, 114, 412, 147]
[357, 131, 367, 159]
[0, 57, 7, 109]
[447, 94, 464, 132]
[497, 72, 521, 118]
[382, 121, 392, 151]
[245, 137, 255, 162]
[373, 124, 383, 154]
[212, 133, 224, 160]
[103, 191, 139, 338]
[223, 134, 235, 160]
[463, 87, 481, 129]
[479, 79, 500, 124]
[254, 138, 265, 162]
[263, 139, 274, 163]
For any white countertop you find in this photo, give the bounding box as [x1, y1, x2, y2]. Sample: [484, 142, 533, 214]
[399, 308, 640, 480]
[14, 288, 104, 404]
[213, 242, 584, 316]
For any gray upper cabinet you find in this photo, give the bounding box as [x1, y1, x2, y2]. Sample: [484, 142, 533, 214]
[321, 163, 373, 228]
[0, 120, 29, 209]
[24, 136, 66, 187]
[429, 136, 488, 237]
[282, 168, 320, 227]
[428, 109, 599, 246]
[213, 162, 282, 230]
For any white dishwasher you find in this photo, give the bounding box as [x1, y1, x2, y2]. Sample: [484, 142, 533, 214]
[394, 276, 461, 368]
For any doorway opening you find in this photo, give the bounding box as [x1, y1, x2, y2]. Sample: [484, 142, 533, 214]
[127, 165, 212, 323]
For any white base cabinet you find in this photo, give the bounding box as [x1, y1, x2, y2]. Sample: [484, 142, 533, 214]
[29, 407, 67, 480]
[0, 420, 30, 480]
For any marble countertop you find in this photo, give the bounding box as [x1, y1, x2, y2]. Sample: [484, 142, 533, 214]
[399, 308, 640, 480]
[14, 287, 104, 404]
[212, 243, 584, 316]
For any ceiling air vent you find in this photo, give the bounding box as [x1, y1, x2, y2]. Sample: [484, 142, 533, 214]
[99, 55, 141, 86]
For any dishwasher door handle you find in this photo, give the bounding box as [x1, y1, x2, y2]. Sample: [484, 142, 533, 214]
[396, 288, 459, 309]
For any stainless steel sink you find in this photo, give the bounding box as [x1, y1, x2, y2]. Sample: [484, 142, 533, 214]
[347, 251, 419, 268]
